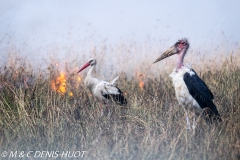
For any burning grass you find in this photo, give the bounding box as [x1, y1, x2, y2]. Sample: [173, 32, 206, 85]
[51, 72, 67, 94]
[0, 53, 240, 160]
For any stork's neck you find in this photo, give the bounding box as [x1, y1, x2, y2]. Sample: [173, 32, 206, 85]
[87, 65, 95, 78]
[176, 48, 187, 70]
[84, 64, 97, 89]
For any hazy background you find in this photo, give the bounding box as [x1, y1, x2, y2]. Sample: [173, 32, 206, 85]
[0, 0, 240, 77]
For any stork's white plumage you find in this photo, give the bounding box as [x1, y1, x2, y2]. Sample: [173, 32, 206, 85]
[154, 38, 221, 130]
[77, 58, 127, 113]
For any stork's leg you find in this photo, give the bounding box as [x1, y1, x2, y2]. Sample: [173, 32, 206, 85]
[107, 105, 111, 119]
[183, 107, 191, 131]
[100, 104, 104, 116]
[192, 115, 196, 130]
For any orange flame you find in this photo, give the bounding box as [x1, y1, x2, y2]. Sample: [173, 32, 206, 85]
[51, 73, 67, 95]
[51, 72, 82, 96]
[137, 72, 145, 91]
[69, 92, 73, 97]
[139, 81, 144, 90]
[77, 76, 81, 82]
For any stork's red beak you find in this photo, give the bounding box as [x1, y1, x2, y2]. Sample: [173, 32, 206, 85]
[77, 62, 90, 73]
[153, 46, 178, 64]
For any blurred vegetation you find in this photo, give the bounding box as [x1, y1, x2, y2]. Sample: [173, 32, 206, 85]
[0, 52, 239, 160]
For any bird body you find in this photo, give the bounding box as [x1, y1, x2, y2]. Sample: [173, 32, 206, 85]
[89, 79, 126, 105]
[78, 58, 127, 107]
[170, 65, 202, 115]
[154, 38, 221, 129]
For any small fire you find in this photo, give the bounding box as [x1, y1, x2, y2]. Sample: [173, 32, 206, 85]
[137, 72, 145, 91]
[77, 76, 81, 82]
[139, 81, 144, 90]
[69, 92, 73, 97]
[51, 73, 67, 95]
[51, 72, 82, 96]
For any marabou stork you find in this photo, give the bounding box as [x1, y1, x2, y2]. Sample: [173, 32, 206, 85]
[77, 58, 127, 115]
[153, 38, 221, 130]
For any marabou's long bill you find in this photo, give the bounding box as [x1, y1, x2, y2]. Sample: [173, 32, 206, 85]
[77, 62, 90, 73]
[153, 46, 178, 64]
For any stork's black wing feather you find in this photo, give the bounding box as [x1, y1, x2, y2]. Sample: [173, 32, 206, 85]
[183, 69, 221, 123]
[191, 69, 214, 99]
[101, 86, 127, 105]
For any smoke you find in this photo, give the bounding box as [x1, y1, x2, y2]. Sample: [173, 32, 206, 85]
[0, 0, 240, 78]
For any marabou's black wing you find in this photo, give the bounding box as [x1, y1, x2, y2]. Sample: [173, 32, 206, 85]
[183, 69, 221, 123]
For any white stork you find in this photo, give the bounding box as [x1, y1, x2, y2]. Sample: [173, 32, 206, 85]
[77, 58, 127, 115]
[153, 38, 221, 130]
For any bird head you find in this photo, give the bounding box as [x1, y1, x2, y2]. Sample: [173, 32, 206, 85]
[153, 38, 189, 64]
[77, 58, 97, 73]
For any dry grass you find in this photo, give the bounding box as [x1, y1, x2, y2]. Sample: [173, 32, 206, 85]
[0, 50, 240, 160]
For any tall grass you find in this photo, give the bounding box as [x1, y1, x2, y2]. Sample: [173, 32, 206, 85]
[0, 50, 239, 160]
